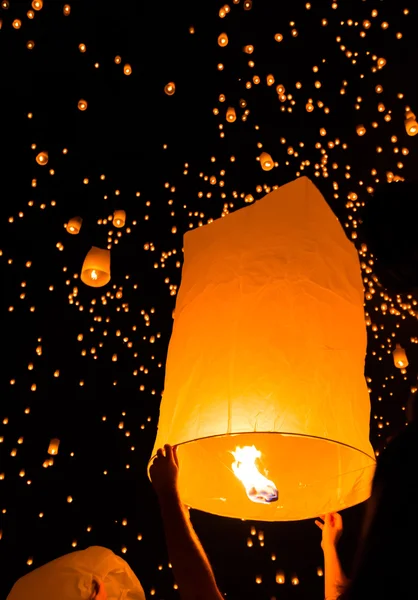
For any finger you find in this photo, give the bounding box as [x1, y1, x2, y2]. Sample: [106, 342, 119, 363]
[156, 448, 164, 457]
[164, 444, 173, 461]
[172, 444, 179, 467]
[314, 520, 323, 530]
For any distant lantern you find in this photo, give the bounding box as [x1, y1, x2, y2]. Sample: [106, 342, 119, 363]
[78, 99, 88, 111]
[81, 247, 111, 288]
[113, 209, 126, 228]
[393, 344, 408, 369]
[356, 124, 366, 136]
[63, 4, 71, 15]
[36, 151, 48, 166]
[266, 74, 275, 86]
[148, 176, 375, 521]
[218, 32, 228, 47]
[260, 152, 274, 171]
[226, 107, 236, 122]
[405, 111, 418, 136]
[243, 45, 254, 54]
[123, 64, 132, 75]
[32, 0, 43, 10]
[48, 438, 60, 455]
[66, 216, 83, 235]
[164, 82, 176, 96]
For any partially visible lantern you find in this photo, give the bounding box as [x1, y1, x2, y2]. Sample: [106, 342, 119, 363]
[113, 210, 126, 228]
[81, 247, 111, 288]
[48, 438, 60, 455]
[226, 107, 236, 122]
[66, 216, 83, 235]
[260, 152, 274, 171]
[36, 151, 48, 166]
[218, 32, 228, 47]
[149, 176, 375, 521]
[164, 82, 176, 95]
[32, 0, 43, 10]
[393, 343, 408, 368]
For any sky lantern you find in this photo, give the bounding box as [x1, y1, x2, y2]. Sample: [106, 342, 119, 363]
[405, 110, 418, 136]
[113, 209, 126, 228]
[226, 106, 236, 122]
[80, 247, 111, 288]
[259, 151, 274, 170]
[6, 546, 146, 600]
[47, 438, 60, 455]
[164, 82, 175, 95]
[149, 176, 375, 521]
[218, 32, 228, 47]
[393, 343, 408, 368]
[36, 151, 48, 165]
[66, 216, 82, 234]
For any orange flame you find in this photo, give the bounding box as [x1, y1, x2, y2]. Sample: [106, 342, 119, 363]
[231, 445, 278, 504]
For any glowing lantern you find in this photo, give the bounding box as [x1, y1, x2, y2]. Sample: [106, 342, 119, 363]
[218, 33, 228, 47]
[226, 107, 236, 122]
[393, 344, 408, 369]
[149, 176, 375, 521]
[260, 151, 274, 171]
[123, 64, 132, 75]
[113, 209, 126, 228]
[36, 151, 48, 166]
[48, 438, 60, 455]
[81, 247, 111, 288]
[164, 82, 176, 95]
[78, 99, 88, 111]
[405, 111, 418, 136]
[356, 124, 366, 136]
[66, 216, 82, 235]
[32, 0, 43, 10]
[6, 546, 145, 600]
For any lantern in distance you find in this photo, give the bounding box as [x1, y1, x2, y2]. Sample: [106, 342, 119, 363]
[36, 151, 48, 166]
[356, 124, 366, 136]
[48, 438, 60, 455]
[66, 216, 83, 235]
[226, 107, 236, 122]
[113, 209, 126, 228]
[218, 32, 228, 47]
[149, 176, 375, 521]
[393, 343, 408, 368]
[405, 111, 417, 136]
[78, 99, 88, 111]
[81, 247, 111, 288]
[260, 151, 274, 171]
[164, 82, 176, 95]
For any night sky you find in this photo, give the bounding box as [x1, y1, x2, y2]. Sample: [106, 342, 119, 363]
[1, 1, 418, 599]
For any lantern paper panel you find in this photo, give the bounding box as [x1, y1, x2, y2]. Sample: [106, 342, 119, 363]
[66, 216, 82, 235]
[149, 176, 375, 521]
[80, 246, 111, 288]
[113, 209, 126, 228]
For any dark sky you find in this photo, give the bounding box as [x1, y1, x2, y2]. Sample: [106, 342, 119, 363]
[1, 1, 418, 599]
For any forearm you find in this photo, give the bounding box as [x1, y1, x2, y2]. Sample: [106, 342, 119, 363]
[158, 489, 223, 600]
[323, 544, 349, 600]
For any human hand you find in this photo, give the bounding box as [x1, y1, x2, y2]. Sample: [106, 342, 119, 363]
[149, 444, 179, 498]
[315, 512, 343, 551]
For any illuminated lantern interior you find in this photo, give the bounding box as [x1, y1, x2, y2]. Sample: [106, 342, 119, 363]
[36, 151, 48, 165]
[149, 176, 375, 521]
[405, 111, 418, 136]
[80, 246, 111, 288]
[226, 107, 236, 122]
[113, 209, 126, 228]
[66, 216, 83, 235]
[164, 82, 176, 95]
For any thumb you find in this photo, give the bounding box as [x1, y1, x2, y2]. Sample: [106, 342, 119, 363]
[173, 445, 179, 467]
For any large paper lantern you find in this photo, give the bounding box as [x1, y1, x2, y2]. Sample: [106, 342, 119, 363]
[6, 546, 145, 600]
[149, 176, 375, 521]
[80, 246, 110, 288]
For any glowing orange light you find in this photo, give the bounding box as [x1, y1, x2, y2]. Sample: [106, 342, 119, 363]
[231, 446, 278, 504]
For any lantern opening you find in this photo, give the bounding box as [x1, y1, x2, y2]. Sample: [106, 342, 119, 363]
[231, 445, 278, 504]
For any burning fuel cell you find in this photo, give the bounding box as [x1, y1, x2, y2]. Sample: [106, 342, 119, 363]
[231, 446, 278, 504]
